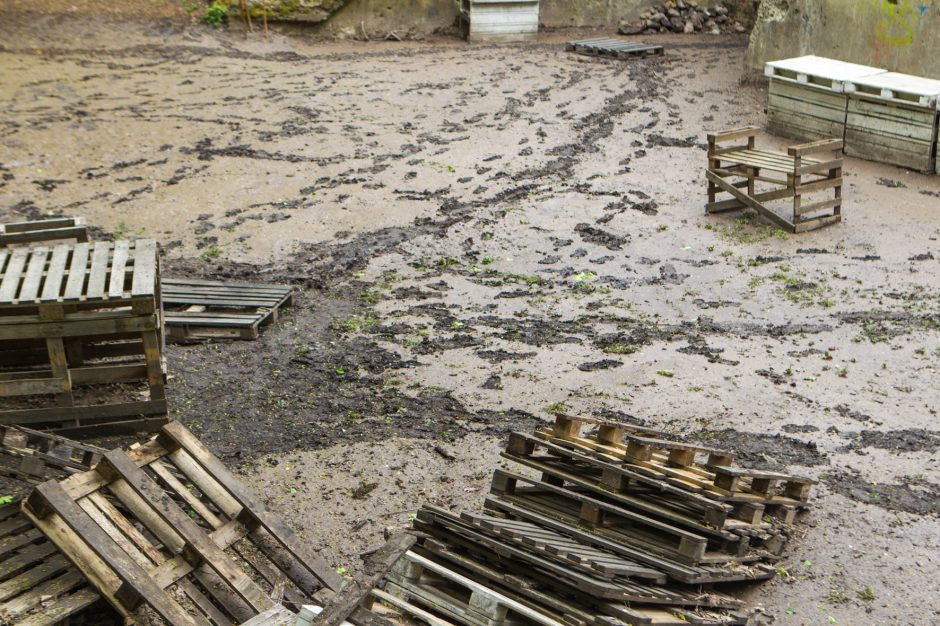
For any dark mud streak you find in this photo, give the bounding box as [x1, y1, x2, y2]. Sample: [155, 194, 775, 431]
[824, 472, 940, 516]
[692, 429, 828, 471]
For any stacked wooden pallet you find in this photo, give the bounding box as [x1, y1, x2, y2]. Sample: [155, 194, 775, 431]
[842, 72, 940, 174]
[765, 55, 886, 143]
[20, 421, 345, 625]
[0, 422, 417, 625]
[367, 415, 815, 626]
[0, 218, 88, 249]
[0, 240, 167, 437]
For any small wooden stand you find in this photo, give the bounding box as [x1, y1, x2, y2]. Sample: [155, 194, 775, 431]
[706, 126, 843, 233]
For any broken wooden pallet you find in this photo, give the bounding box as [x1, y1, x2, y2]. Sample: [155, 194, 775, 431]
[565, 38, 664, 60]
[416, 506, 744, 609]
[378, 538, 750, 626]
[22, 421, 342, 625]
[0, 425, 104, 484]
[484, 483, 774, 584]
[0, 500, 108, 626]
[0, 218, 88, 248]
[161, 278, 294, 342]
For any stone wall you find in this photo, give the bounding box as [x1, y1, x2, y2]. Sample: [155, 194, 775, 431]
[746, 0, 940, 80]
[267, 0, 723, 35]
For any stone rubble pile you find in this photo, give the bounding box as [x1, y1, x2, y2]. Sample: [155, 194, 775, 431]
[619, 1, 749, 36]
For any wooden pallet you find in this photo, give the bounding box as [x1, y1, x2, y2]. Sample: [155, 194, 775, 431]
[459, 511, 666, 583]
[22, 421, 342, 625]
[488, 470, 764, 567]
[161, 278, 294, 342]
[419, 507, 744, 609]
[381, 537, 750, 626]
[505, 432, 741, 529]
[0, 500, 107, 626]
[532, 421, 813, 519]
[565, 38, 664, 60]
[0, 425, 103, 483]
[0, 218, 88, 248]
[0, 240, 167, 435]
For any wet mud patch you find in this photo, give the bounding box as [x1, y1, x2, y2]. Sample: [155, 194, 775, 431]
[476, 349, 538, 363]
[823, 471, 940, 516]
[836, 310, 940, 343]
[577, 359, 623, 371]
[692, 429, 828, 471]
[161, 261, 537, 460]
[842, 429, 940, 453]
[574, 223, 628, 250]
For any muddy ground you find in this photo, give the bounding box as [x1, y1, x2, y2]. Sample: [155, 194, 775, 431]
[2, 6, 940, 625]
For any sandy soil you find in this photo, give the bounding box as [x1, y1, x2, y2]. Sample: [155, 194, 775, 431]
[1, 9, 939, 625]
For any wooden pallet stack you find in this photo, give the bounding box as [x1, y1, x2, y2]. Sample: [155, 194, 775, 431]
[0, 218, 88, 249]
[0, 421, 408, 626]
[366, 415, 815, 626]
[0, 240, 168, 437]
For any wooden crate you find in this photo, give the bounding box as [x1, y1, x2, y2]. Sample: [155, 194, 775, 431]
[0, 218, 88, 248]
[161, 277, 294, 342]
[22, 421, 343, 625]
[842, 72, 940, 174]
[765, 56, 885, 143]
[457, 0, 539, 43]
[0, 240, 167, 437]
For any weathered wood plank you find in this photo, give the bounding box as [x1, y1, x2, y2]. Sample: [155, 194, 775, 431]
[40, 245, 70, 302]
[159, 421, 344, 592]
[25, 480, 198, 625]
[63, 243, 90, 301]
[107, 240, 130, 299]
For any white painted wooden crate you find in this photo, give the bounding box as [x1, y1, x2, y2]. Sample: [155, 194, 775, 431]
[841, 73, 940, 174]
[457, 0, 539, 42]
[765, 56, 886, 143]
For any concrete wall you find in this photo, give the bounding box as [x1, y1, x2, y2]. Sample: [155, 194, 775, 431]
[746, 0, 940, 80]
[540, 0, 719, 27]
